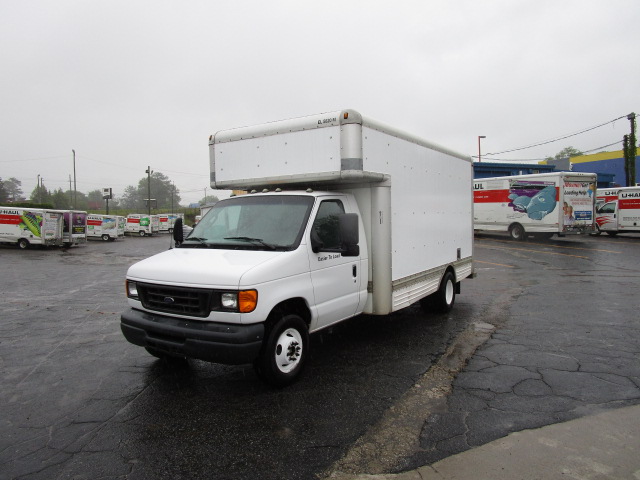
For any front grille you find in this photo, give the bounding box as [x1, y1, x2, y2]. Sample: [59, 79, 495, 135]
[138, 283, 212, 317]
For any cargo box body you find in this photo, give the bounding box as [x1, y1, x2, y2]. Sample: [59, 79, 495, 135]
[210, 109, 474, 313]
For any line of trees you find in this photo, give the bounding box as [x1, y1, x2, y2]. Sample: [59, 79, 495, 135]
[1, 173, 193, 211]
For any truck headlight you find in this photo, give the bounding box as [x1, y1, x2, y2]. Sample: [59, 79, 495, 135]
[221, 290, 258, 313]
[126, 280, 139, 299]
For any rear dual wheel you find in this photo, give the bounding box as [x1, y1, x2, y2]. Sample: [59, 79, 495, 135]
[421, 270, 456, 314]
[509, 223, 526, 241]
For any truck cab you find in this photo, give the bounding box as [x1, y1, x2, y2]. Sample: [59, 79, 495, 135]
[122, 190, 365, 386]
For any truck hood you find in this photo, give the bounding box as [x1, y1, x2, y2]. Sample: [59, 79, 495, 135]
[126, 248, 295, 288]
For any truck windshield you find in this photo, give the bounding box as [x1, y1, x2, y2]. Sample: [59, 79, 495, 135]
[184, 195, 315, 250]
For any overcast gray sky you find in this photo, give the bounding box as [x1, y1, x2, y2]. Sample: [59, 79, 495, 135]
[1, 0, 638, 205]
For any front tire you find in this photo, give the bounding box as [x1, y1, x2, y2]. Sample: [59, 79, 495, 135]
[17, 238, 29, 250]
[254, 314, 309, 387]
[101, 234, 110, 241]
[139, 230, 146, 237]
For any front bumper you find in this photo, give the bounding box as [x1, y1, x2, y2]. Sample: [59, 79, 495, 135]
[121, 308, 264, 365]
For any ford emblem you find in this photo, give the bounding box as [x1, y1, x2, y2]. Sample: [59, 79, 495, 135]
[163, 297, 175, 304]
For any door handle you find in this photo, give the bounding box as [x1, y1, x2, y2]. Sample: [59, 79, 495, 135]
[352, 265, 357, 277]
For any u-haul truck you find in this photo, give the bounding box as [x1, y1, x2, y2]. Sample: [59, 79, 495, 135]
[59, 210, 87, 246]
[594, 186, 640, 236]
[0, 207, 64, 249]
[87, 214, 125, 241]
[473, 172, 597, 240]
[120, 109, 475, 386]
[125, 214, 159, 236]
[158, 213, 184, 233]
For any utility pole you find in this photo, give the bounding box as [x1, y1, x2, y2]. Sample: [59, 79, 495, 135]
[627, 113, 637, 186]
[72, 149, 77, 209]
[69, 175, 72, 207]
[145, 166, 152, 217]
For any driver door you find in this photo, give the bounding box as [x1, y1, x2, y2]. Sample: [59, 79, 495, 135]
[308, 198, 361, 330]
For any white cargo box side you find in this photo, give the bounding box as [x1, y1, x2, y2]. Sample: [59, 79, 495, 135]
[210, 109, 474, 315]
[356, 123, 473, 312]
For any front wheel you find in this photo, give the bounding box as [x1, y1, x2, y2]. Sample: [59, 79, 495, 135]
[139, 230, 146, 237]
[606, 231, 618, 237]
[17, 238, 29, 249]
[254, 314, 309, 387]
[101, 234, 110, 241]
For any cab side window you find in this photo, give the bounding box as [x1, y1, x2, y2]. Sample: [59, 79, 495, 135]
[312, 200, 345, 250]
[600, 202, 615, 214]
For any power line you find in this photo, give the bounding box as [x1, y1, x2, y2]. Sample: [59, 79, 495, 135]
[483, 114, 629, 157]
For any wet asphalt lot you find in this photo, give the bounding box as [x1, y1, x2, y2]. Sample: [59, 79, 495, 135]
[1, 231, 639, 479]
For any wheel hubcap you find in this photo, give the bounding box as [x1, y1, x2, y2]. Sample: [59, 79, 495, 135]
[445, 280, 454, 304]
[275, 328, 303, 373]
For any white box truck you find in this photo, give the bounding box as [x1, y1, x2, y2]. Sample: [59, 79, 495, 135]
[87, 214, 125, 241]
[121, 109, 474, 386]
[473, 172, 597, 240]
[125, 214, 159, 236]
[158, 213, 184, 233]
[594, 186, 640, 236]
[0, 207, 64, 249]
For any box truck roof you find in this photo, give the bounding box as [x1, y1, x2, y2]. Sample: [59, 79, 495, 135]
[209, 109, 470, 191]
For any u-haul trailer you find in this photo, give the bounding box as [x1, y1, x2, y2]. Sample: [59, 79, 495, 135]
[0, 207, 64, 249]
[121, 109, 475, 386]
[594, 186, 640, 236]
[473, 172, 597, 240]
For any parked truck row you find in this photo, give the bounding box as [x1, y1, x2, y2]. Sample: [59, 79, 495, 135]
[0, 210, 185, 248]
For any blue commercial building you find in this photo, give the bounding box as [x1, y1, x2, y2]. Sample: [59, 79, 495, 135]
[569, 150, 640, 187]
[473, 162, 555, 179]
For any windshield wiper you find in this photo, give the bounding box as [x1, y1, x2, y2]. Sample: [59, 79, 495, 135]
[224, 236, 277, 250]
[182, 236, 209, 247]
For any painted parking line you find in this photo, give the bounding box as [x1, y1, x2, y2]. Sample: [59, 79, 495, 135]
[475, 260, 515, 268]
[476, 237, 621, 255]
[476, 242, 590, 259]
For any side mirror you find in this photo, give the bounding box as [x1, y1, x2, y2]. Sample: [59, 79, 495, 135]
[310, 228, 324, 254]
[173, 218, 184, 245]
[339, 213, 359, 257]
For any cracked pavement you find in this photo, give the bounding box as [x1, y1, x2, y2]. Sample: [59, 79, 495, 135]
[2, 233, 640, 479]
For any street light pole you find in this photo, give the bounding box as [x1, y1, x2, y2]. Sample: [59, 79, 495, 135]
[478, 136, 486, 162]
